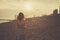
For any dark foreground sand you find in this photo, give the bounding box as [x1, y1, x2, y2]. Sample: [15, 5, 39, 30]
[0, 15, 60, 40]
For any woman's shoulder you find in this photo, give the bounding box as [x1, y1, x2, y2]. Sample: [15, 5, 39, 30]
[22, 20, 27, 25]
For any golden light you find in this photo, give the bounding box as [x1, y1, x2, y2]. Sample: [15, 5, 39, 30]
[25, 3, 33, 10]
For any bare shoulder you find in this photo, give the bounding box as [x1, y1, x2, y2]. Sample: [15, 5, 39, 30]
[23, 19, 28, 28]
[23, 20, 27, 25]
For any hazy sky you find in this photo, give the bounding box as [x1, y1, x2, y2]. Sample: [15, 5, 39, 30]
[0, 0, 60, 19]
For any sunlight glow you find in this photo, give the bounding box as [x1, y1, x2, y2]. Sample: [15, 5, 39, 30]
[25, 3, 33, 10]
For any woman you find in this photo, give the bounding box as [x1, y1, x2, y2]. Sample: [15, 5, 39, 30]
[16, 12, 26, 40]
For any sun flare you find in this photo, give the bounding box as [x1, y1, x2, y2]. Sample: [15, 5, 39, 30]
[25, 3, 33, 10]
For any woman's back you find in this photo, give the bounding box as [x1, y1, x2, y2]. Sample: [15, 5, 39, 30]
[16, 12, 26, 40]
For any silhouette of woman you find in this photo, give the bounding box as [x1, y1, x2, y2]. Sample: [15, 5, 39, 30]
[16, 12, 26, 40]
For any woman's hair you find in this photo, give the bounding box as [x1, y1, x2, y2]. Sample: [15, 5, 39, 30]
[17, 12, 24, 20]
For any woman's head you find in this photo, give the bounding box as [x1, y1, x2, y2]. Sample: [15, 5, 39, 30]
[17, 12, 24, 20]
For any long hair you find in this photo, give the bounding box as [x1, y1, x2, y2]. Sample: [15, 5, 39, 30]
[17, 12, 24, 20]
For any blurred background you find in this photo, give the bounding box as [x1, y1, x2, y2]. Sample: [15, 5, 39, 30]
[0, 0, 60, 19]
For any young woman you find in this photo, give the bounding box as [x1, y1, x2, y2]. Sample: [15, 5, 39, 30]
[16, 12, 27, 40]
